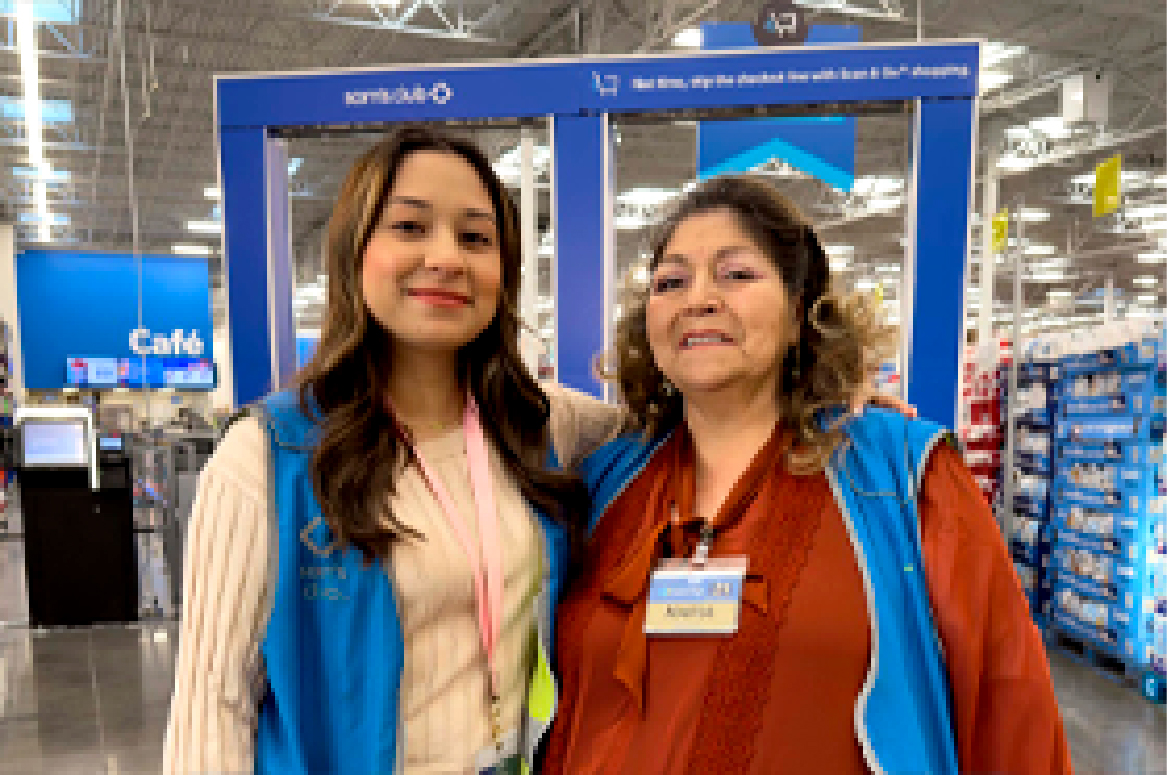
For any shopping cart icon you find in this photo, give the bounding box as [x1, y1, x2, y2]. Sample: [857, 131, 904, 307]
[764, 11, 800, 38]
[593, 72, 619, 97]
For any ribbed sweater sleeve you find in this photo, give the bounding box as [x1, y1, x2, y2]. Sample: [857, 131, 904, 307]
[163, 417, 270, 775]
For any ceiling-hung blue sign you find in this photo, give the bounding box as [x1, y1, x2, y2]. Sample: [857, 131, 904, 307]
[16, 250, 213, 390]
[698, 22, 860, 191]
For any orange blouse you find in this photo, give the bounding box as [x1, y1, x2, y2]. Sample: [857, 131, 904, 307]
[541, 434, 1071, 775]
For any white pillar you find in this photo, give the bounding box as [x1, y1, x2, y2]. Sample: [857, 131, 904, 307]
[519, 124, 541, 376]
[979, 124, 1002, 347]
[0, 225, 24, 401]
[1103, 274, 1116, 322]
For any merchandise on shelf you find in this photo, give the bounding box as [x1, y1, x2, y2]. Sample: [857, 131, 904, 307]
[1002, 337, 1062, 625]
[1033, 320, 1167, 689]
[960, 338, 1010, 504]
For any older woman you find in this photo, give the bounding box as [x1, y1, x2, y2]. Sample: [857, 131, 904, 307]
[541, 176, 1071, 774]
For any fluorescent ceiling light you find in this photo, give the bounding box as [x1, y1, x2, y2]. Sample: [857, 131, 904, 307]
[1138, 252, 1167, 263]
[19, 211, 67, 224]
[287, 157, 304, 176]
[1133, 276, 1158, 286]
[829, 259, 850, 272]
[996, 156, 1033, 172]
[13, 166, 67, 181]
[1015, 208, 1051, 223]
[493, 145, 553, 183]
[1024, 244, 1057, 256]
[1030, 272, 1069, 282]
[672, 27, 702, 47]
[981, 42, 1027, 69]
[535, 297, 554, 311]
[615, 216, 651, 230]
[1028, 116, 1070, 140]
[979, 69, 1012, 93]
[186, 220, 222, 233]
[1136, 294, 1157, 303]
[865, 196, 903, 212]
[631, 265, 650, 284]
[204, 187, 221, 199]
[825, 244, 854, 257]
[1047, 290, 1072, 298]
[171, 244, 214, 256]
[874, 264, 900, 273]
[17, 0, 49, 243]
[617, 188, 678, 206]
[853, 176, 904, 196]
[855, 279, 878, 291]
[1127, 204, 1167, 220]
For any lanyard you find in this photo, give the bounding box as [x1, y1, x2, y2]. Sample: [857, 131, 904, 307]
[392, 396, 505, 731]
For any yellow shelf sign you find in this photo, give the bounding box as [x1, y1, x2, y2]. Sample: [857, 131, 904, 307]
[1094, 154, 1122, 217]
[991, 209, 1009, 253]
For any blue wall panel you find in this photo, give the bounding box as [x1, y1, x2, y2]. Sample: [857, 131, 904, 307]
[16, 250, 211, 390]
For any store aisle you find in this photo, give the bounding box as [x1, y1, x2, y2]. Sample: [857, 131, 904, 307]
[0, 623, 1163, 773]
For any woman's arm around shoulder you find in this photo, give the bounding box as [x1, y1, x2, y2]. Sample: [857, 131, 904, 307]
[542, 382, 628, 468]
[163, 416, 273, 774]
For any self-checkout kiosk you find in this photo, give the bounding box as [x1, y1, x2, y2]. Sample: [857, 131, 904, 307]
[14, 407, 137, 626]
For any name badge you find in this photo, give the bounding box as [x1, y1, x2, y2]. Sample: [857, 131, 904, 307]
[644, 557, 748, 636]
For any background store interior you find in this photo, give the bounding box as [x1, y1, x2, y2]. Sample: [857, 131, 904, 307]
[0, 1, 1165, 773]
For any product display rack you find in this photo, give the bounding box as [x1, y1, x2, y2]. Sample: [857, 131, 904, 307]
[1008, 356, 1061, 626]
[1018, 325, 1167, 704]
[960, 340, 1010, 505]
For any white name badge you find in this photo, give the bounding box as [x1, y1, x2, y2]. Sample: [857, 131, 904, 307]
[644, 557, 748, 636]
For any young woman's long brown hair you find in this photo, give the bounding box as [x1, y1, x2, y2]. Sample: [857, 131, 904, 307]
[297, 125, 588, 561]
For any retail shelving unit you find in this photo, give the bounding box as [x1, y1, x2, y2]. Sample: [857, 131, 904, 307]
[1009, 357, 1060, 625]
[1044, 330, 1167, 702]
[960, 341, 1009, 505]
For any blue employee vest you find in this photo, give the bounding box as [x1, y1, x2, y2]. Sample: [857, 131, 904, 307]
[250, 390, 569, 775]
[576, 408, 961, 775]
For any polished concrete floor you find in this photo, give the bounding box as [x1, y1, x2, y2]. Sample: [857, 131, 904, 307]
[0, 623, 1160, 774]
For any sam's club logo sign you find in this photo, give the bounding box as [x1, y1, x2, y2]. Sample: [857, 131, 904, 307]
[129, 328, 205, 356]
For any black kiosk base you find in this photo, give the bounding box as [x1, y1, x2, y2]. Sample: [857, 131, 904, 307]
[20, 466, 137, 627]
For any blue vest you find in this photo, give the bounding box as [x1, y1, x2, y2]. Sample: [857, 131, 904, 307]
[576, 409, 960, 775]
[251, 390, 569, 774]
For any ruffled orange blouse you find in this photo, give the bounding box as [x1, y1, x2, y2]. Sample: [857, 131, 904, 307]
[541, 429, 1071, 775]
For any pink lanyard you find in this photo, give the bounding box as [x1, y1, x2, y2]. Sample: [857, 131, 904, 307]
[395, 396, 505, 704]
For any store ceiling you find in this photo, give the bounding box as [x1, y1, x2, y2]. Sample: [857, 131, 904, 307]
[4, 0, 1165, 337]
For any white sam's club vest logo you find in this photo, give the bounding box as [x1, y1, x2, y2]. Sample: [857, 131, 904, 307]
[129, 328, 205, 356]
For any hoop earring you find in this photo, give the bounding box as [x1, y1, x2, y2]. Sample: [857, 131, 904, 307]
[662, 378, 677, 397]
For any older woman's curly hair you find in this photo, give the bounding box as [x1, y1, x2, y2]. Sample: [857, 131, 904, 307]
[606, 174, 897, 474]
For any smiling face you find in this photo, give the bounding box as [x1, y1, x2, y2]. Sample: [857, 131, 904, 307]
[359, 150, 503, 355]
[646, 208, 800, 399]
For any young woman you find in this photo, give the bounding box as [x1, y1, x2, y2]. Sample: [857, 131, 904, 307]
[542, 175, 1072, 774]
[163, 126, 911, 774]
[163, 126, 626, 774]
